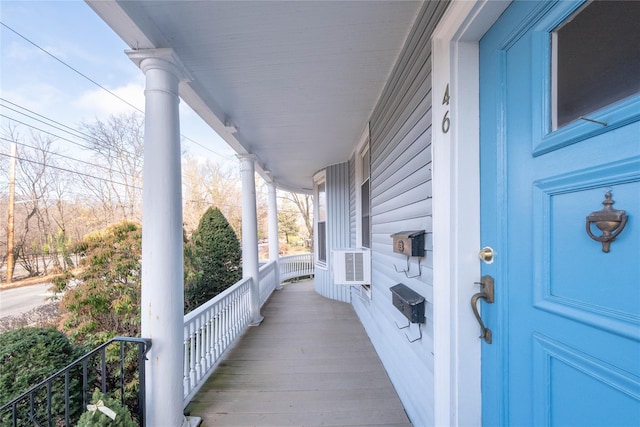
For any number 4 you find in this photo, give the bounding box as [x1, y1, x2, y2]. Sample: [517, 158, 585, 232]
[442, 84, 450, 105]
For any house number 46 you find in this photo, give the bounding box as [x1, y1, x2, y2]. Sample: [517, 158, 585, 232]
[442, 84, 450, 134]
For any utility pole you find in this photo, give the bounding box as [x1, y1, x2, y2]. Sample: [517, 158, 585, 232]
[6, 141, 16, 284]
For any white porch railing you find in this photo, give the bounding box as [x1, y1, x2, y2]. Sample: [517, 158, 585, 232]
[182, 277, 251, 405]
[182, 253, 314, 406]
[259, 259, 279, 306]
[279, 253, 314, 282]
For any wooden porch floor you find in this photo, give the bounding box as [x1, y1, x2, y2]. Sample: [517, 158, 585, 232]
[187, 279, 412, 427]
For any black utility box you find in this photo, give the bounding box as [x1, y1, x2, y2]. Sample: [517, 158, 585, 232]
[390, 283, 425, 324]
[390, 230, 425, 257]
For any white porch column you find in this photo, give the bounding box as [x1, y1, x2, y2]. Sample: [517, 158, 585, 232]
[267, 182, 280, 261]
[266, 180, 281, 289]
[127, 48, 186, 427]
[238, 154, 263, 325]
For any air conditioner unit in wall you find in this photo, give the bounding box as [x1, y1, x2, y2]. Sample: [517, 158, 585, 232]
[332, 249, 371, 285]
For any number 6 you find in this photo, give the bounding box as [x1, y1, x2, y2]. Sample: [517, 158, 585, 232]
[442, 111, 450, 134]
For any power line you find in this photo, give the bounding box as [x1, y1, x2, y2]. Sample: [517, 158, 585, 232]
[0, 110, 142, 161]
[0, 22, 230, 158]
[1, 114, 115, 155]
[1, 98, 95, 141]
[1, 137, 134, 179]
[0, 21, 143, 113]
[0, 151, 142, 191]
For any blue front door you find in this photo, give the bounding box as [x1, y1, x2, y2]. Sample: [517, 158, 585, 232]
[479, 1, 640, 425]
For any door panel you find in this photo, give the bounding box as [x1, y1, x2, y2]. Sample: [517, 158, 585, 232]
[480, 1, 640, 425]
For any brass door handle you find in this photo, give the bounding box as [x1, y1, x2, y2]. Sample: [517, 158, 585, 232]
[471, 275, 494, 344]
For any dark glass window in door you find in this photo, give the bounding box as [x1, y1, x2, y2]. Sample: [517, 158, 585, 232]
[553, 1, 640, 128]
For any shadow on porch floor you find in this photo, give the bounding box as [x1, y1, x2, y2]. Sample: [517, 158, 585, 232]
[186, 279, 412, 427]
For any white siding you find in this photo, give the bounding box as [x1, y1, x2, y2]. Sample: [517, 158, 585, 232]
[315, 162, 351, 302]
[352, 2, 448, 426]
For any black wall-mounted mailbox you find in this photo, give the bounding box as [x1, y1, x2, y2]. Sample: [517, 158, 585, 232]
[391, 230, 426, 257]
[390, 283, 425, 324]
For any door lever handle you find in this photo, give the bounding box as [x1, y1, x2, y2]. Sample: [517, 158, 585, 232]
[471, 275, 494, 344]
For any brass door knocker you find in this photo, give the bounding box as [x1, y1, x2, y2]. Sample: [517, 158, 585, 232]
[586, 192, 628, 253]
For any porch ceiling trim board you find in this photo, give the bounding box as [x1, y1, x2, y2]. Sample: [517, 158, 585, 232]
[86, 0, 423, 193]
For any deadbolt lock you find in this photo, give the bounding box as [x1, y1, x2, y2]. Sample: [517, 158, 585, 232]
[478, 246, 494, 264]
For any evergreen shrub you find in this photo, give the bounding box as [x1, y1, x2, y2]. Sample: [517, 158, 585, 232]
[0, 327, 85, 425]
[184, 207, 242, 312]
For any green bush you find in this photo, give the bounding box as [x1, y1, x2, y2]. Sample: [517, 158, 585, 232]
[0, 327, 86, 425]
[184, 207, 242, 312]
[75, 389, 137, 427]
[53, 222, 143, 422]
[56, 221, 142, 346]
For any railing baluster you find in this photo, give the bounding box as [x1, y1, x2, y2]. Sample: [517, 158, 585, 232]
[189, 321, 197, 389]
[29, 391, 34, 424]
[195, 316, 203, 381]
[222, 305, 229, 349]
[120, 342, 126, 406]
[206, 308, 213, 369]
[47, 381, 52, 427]
[200, 315, 207, 375]
[232, 293, 238, 335]
[64, 370, 70, 427]
[138, 341, 147, 427]
[82, 359, 88, 413]
[100, 348, 107, 393]
[213, 307, 220, 361]
[183, 324, 190, 393]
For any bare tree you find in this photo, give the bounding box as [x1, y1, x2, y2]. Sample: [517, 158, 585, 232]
[10, 127, 60, 276]
[182, 156, 243, 237]
[80, 112, 144, 224]
[283, 192, 313, 242]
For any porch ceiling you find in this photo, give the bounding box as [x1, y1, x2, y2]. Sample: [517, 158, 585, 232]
[88, 0, 422, 193]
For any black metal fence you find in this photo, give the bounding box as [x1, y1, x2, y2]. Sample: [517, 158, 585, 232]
[0, 337, 151, 427]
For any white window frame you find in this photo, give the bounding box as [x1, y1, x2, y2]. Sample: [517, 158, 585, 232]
[354, 127, 371, 248]
[314, 170, 327, 269]
[354, 127, 372, 297]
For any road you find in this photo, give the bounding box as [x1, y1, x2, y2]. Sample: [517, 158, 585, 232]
[0, 283, 55, 318]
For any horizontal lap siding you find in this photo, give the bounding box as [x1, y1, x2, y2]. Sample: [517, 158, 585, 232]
[351, 2, 448, 426]
[315, 162, 351, 302]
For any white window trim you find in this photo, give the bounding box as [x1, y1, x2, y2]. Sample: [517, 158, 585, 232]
[354, 127, 372, 298]
[354, 126, 370, 249]
[313, 170, 327, 269]
[432, 1, 510, 427]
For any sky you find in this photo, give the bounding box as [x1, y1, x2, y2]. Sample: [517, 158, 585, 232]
[0, 0, 236, 176]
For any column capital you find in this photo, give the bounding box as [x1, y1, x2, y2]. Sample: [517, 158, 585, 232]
[126, 48, 192, 82]
[237, 153, 258, 163]
[237, 154, 259, 172]
[264, 171, 276, 185]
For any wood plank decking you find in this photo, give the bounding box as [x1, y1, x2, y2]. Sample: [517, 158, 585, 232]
[187, 280, 412, 427]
